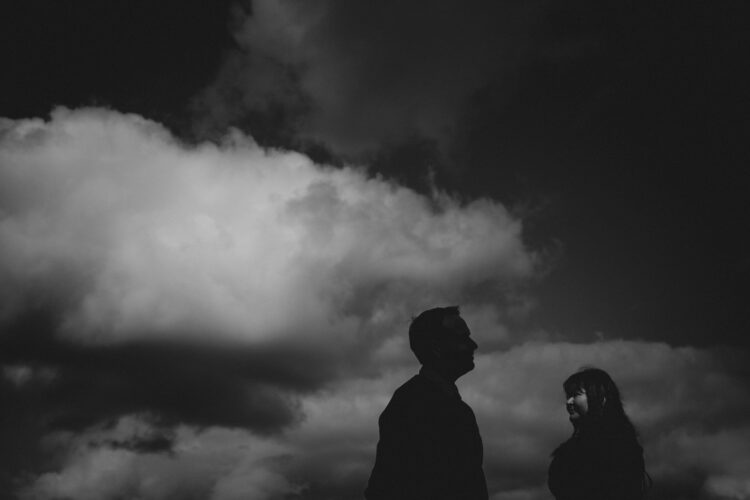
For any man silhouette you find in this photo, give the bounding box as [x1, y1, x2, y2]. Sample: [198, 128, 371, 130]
[365, 306, 489, 500]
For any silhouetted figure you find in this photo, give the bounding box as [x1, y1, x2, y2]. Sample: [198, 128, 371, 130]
[365, 306, 488, 500]
[548, 367, 651, 500]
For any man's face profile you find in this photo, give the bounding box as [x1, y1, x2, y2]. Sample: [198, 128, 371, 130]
[432, 314, 478, 378]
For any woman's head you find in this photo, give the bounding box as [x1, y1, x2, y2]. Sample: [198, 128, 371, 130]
[563, 367, 626, 424]
[553, 368, 650, 498]
[554, 368, 650, 498]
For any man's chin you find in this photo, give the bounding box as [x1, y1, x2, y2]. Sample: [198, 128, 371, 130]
[459, 360, 475, 374]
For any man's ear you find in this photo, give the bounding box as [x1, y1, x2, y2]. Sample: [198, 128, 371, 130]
[602, 396, 607, 407]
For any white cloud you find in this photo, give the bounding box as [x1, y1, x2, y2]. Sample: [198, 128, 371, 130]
[19, 418, 297, 500]
[0, 106, 537, 473]
[0, 107, 535, 354]
[14, 340, 750, 499]
[4, 109, 748, 499]
[705, 475, 750, 500]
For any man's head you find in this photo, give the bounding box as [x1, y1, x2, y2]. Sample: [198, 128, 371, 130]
[409, 306, 478, 381]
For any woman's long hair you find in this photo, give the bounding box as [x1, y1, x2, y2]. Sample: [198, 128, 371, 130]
[560, 367, 652, 494]
[563, 367, 637, 437]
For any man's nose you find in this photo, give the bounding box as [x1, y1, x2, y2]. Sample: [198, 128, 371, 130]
[566, 396, 574, 405]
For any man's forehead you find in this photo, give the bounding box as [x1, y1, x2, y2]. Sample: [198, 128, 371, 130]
[441, 314, 470, 335]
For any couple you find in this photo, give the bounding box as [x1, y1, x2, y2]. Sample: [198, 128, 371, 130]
[364, 306, 650, 500]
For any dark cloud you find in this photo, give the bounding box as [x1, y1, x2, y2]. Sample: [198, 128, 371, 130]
[1, 108, 538, 497]
[12, 341, 749, 499]
[17, 422, 299, 500]
[194, 0, 750, 164]
[3, 2, 750, 498]
[190, 0, 750, 350]
[1, 333, 307, 433]
[193, 0, 551, 156]
[104, 432, 176, 456]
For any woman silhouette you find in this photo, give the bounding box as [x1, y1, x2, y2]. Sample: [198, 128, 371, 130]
[548, 367, 650, 500]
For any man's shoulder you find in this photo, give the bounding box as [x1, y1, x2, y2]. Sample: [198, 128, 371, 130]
[393, 373, 447, 402]
[388, 375, 424, 405]
[381, 374, 437, 416]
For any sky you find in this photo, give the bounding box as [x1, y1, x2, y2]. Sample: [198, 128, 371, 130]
[1, 1, 749, 499]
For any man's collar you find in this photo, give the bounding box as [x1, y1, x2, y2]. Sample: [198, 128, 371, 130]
[419, 366, 461, 399]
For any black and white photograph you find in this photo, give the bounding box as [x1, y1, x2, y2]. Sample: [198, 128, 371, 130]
[2, 1, 749, 499]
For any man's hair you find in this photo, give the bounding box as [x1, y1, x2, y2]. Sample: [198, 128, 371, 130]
[409, 306, 461, 364]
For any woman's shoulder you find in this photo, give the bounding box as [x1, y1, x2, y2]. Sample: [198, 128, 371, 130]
[550, 435, 579, 459]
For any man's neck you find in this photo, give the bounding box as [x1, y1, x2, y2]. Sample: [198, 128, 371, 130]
[422, 362, 461, 383]
[419, 365, 460, 396]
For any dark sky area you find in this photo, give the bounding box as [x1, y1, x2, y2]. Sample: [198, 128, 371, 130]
[2, 1, 750, 499]
[3, 0, 747, 347]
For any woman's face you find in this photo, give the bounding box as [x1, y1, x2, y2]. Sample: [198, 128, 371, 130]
[566, 388, 588, 421]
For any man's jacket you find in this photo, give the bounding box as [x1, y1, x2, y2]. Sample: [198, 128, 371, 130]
[365, 367, 489, 500]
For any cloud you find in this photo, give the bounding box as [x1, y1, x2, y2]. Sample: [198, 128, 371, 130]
[0, 107, 537, 494]
[3, 108, 746, 499]
[18, 418, 298, 500]
[193, 0, 586, 157]
[13, 340, 750, 499]
[467, 341, 750, 498]
[0, 108, 534, 348]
